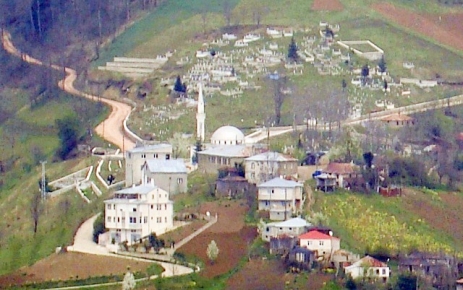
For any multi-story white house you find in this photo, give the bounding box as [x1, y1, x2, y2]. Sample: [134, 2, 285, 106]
[141, 159, 188, 194]
[345, 255, 390, 282]
[257, 177, 304, 221]
[298, 230, 340, 258]
[245, 152, 298, 184]
[104, 182, 173, 245]
[125, 144, 173, 186]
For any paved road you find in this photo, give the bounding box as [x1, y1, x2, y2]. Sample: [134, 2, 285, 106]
[68, 214, 194, 278]
[1, 29, 137, 151]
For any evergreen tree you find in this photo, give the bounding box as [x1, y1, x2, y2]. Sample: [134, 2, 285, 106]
[56, 115, 80, 160]
[378, 55, 387, 73]
[287, 37, 299, 63]
[174, 75, 186, 93]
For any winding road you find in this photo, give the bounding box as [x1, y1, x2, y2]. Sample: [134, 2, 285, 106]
[1, 29, 137, 151]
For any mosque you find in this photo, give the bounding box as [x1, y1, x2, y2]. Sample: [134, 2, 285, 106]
[193, 83, 266, 173]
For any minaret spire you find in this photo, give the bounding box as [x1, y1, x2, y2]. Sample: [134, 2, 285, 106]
[196, 82, 206, 141]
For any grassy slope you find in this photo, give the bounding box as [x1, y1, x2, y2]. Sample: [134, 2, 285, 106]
[312, 189, 463, 256]
[0, 86, 109, 275]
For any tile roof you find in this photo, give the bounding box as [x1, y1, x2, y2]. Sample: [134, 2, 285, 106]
[258, 177, 302, 188]
[246, 151, 297, 162]
[381, 113, 414, 122]
[324, 162, 356, 174]
[218, 175, 248, 182]
[198, 145, 251, 158]
[145, 159, 187, 173]
[299, 230, 339, 240]
[347, 255, 387, 268]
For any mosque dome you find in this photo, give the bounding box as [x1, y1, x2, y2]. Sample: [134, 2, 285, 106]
[211, 126, 245, 145]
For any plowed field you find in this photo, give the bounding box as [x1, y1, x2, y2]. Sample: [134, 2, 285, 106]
[312, 0, 343, 11]
[373, 3, 463, 51]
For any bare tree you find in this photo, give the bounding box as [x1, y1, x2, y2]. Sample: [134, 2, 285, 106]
[268, 74, 288, 126]
[30, 190, 43, 235]
[201, 9, 207, 33]
[223, 0, 232, 27]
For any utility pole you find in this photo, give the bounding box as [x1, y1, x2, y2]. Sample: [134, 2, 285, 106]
[40, 161, 47, 199]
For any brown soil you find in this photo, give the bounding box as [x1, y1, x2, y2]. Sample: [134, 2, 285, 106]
[226, 259, 332, 290]
[372, 3, 463, 51]
[312, 0, 344, 11]
[159, 219, 208, 244]
[177, 200, 258, 278]
[401, 190, 463, 245]
[0, 252, 152, 288]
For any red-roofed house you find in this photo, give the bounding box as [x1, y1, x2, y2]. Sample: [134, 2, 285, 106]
[323, 162, 360, 189]
[344, 255, 390, 282]
[299, 230, 340, 257]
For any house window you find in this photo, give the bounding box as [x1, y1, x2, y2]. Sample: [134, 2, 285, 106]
[157, 217, 161, 223]
[141, 154, 146, 158]
[319, 241, 324, 246]
[127, 153, 131, 159]
[165, 217, 167, 223]
[166, 154, 170, 160]
[107, 204, 111, 210]
[271, 189, 274, 194]
[308, 241, 312, 245]
[122, 217, 126, 224]
[157, 204, 162, 210]
[165, 204, 167, 210]
[251, 162, 255, 169]
[133, 208, 137, 212]
[117, 217, 120, 222]
[177, 178, 183, 184]
[113, 204, 116, 210]
[154, 153, 158, 158]
[381, 269, 386, 275]
[107, 216, 111, 222]
[151, 205, 153, 209]
[266, 227, 269, 232]
[144, 217, 148, 223]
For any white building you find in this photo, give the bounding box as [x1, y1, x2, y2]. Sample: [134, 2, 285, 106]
[210, 125, 246, 145]
[141, 159, 188, 194]
[245, 151, 298, 184]
[257, 177, 304, 221]
[298, 230, 340, 258]
[104, 183, 174, 245]
[345, 255, 390, 282]
[125, 144, 173, 186]
[261, 217, 311, 241]
[196, 83, 206, 142]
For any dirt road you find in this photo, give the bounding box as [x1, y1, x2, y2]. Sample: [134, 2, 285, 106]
[1, 29, 137, 151]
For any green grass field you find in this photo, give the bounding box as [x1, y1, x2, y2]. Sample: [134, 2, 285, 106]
[94, 0, 463, 144]
[312, 189, 463, 257]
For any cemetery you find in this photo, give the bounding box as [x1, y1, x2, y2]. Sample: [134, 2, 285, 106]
[107, 19, 451, 142]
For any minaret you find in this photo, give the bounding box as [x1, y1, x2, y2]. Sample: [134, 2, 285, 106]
[196, 83, 205, 141]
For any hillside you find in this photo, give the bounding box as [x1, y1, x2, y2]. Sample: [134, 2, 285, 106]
[2, 0, 463, 288]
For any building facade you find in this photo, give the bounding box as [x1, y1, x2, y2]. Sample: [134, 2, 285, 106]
[197, 145, 251, 173]
[245, 152, 298, 184]
[141, 159, 188, 194]
[257, 177, 304, 221]
[125, 144, 173, 186]
[298, 230, 340, 258]
[104, 183, 173, 245]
